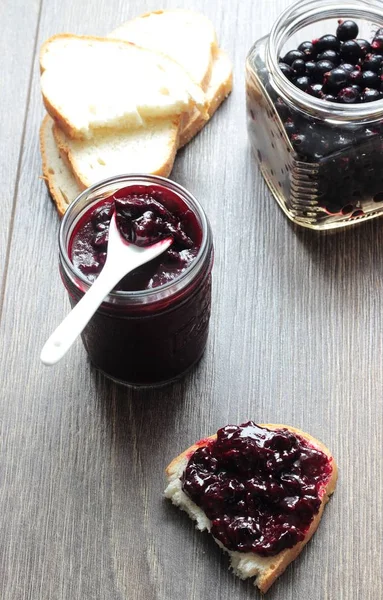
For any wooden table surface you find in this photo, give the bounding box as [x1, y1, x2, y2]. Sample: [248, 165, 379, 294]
[1, 0, 383, 598]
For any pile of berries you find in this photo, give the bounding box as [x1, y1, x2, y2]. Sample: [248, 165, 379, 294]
[279, 20, 383, 103]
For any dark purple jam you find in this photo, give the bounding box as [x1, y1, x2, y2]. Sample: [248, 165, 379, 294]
[181, 422, 333, 556]
[62, 181, 213, 386]
[70, 184, 202, 291]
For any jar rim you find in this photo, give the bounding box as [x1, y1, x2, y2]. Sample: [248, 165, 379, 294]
[267, 0, 383, 122]
[59, 174, 212, 305]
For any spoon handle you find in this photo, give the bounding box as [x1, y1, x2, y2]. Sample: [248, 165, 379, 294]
[40, 232, 172, 367]
[40, 264, 123, 366]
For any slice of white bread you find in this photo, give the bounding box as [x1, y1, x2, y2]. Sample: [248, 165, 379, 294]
[52, 115, 179, 191]
[40, 34, 206, 140]
[108, 9, 218, 91]
[40, 115, 81, 216]
[165, 423, 338, 594]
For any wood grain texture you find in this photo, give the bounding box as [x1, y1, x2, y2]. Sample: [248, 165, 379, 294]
[0, 0, 42, 298]
[1, 0, 383, 599]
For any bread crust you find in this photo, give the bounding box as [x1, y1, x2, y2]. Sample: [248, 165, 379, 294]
[39, 114, 77, 217]
[166, 423, 338, 593]
[178, 52, 233, 148]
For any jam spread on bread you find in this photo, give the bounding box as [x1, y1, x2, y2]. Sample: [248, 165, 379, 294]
[181, 422, 333, 556]
[69, 183, 202, 291]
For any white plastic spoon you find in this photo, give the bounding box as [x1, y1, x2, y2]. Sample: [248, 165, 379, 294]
[40, 212, 172, 366]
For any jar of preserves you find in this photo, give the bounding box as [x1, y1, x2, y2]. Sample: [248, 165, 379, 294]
[59, 174, 213, 387]
[246, 0, 383, 229]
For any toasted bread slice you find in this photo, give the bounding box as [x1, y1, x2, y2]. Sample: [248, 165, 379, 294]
[165, 423, 337, 593]
[178, 48, 232, 148]
[40, 114, 81, 217]
[40, 34, 206, 140]
[108, 9, 218, 91]
[52, 115, 180, 191]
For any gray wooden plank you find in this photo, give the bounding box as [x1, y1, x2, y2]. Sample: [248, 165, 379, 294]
[1, 0, 383, 599]
[0, 0, 42, 304]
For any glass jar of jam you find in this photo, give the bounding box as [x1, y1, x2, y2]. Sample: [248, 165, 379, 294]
[59, 174, 213, 387]
[246, 0, 383, 230]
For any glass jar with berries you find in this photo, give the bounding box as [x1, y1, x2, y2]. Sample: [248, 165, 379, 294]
[246, 0, 383, 229]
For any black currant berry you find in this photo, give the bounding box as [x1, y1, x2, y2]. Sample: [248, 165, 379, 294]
[315, 34, 340, 52]
[317, 49, 340, 65]
[356, 39, 372, 56]
[307, 83, 324, 98]
[279, 62, 294, 80]
[362, 70, 380, 89]
[349, 69, 363, 85]
[323, 94, 337, 102]
[337, 86, 360, 103]
[313, 59, 335, 82]
[292, 59, 307, 75]
[324, 67, 348, 93]
[305, 61, 317, 77]
[283, 49, 305, 65]
[361, 88, 380, 102]
[362, 54, 383, 72]
[275, 98, 290, 120]
[372, 34, 383, 51]
[293, 76, 311, 91]
[291, 133, 308, 151]
[336, 20, 359, 41]
[341, 63, 355, 74]
[297, 41, 317, 61]
[340, 39, 364, 62]
[284, 119, 297, 136]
